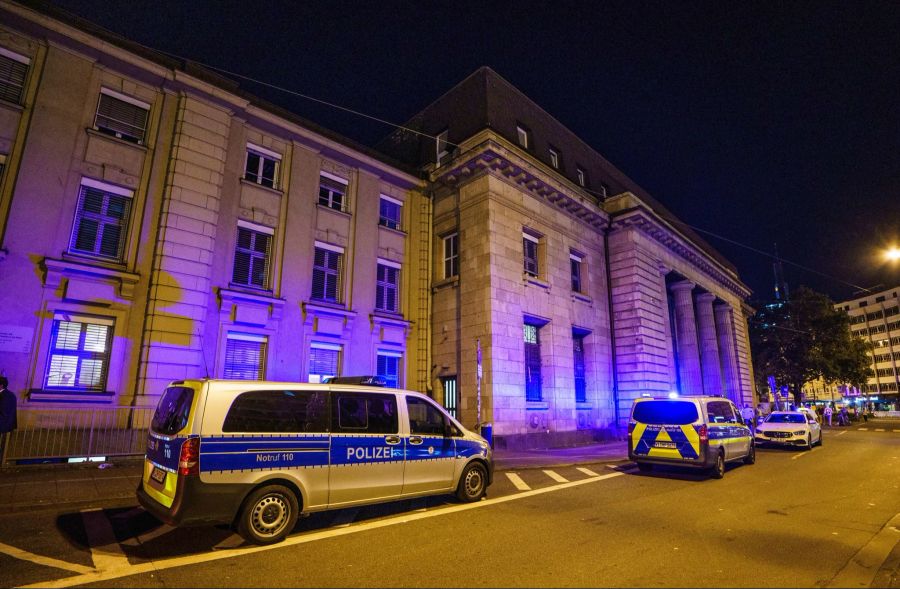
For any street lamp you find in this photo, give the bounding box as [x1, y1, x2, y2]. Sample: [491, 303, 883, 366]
[885, 246, 900, 262]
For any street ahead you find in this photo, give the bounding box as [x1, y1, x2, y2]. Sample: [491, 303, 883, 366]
[1, 422, 898, 588]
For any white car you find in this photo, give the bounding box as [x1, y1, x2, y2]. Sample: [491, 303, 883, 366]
[755, 411, 822, 450]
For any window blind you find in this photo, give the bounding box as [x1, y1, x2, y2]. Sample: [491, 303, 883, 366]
[95, 92, 148, 144]
[69, 184, 132, 261]
[223, 335, 266, 380]
[0, 53, 28, 104]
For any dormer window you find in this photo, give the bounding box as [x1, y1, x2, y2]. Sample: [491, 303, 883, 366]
[576, 167, 586, 187]
[436, 129, 450, 164]
[516, 124, 531, 149]
[549, 147, 560, 169]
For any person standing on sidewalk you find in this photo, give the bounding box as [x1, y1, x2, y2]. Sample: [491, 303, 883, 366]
[824, 403, 833, 427]
[741, 403, 756, 433]
[0, 376, 17, 463]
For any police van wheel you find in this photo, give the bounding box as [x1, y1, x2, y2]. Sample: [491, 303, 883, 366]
[456, 462, 487, 502]
[743, 443, 756, 465]
[237, 485, 299, 545]
[711, 452, 725, 479]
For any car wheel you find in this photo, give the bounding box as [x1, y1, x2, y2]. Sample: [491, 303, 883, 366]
[711, 451, 725, 479]
[237, 484, 299, 545]
[743, 443, 756, 465]
[816, 432, 823, 446]
[637, 462, 652, 472]
[456, 461, 487, 502]
[805, 435, 813, 450]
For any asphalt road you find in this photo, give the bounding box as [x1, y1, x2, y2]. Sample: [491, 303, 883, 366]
[1, 421, 898, 588]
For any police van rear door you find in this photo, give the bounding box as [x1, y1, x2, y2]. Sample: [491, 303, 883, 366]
[631, 399, 702, 461]
[328, 391, 404, 506]
[402, 395, 457, 495]
[142, 382, 201, 508]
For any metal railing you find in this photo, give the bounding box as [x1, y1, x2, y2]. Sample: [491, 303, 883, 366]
[1, 406, 155, 467]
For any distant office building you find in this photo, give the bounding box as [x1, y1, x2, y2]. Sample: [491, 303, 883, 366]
[0, 1, 756, 449]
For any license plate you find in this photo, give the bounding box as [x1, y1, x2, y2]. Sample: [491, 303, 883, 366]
[150, 466, 167, 484]
[653, 441, 677, 449]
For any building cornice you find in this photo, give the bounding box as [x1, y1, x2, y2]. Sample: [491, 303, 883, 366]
[431, 134, 608, 230]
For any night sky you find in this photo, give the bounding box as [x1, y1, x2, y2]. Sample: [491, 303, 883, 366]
[46, 0, 900, 304]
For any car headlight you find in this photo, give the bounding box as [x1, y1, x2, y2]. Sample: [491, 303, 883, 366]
[795, 430, 806, 436]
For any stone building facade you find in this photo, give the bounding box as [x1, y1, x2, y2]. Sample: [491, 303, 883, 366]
[0, 2, 755, 450]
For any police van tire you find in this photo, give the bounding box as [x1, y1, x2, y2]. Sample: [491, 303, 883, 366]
[743, 443, 756, 465]
[237, 484, 299, 545]
[456, 462, 487, 502]
[711, 451, 725, 479]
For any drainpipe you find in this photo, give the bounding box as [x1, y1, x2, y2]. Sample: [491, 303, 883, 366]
[603, 223, 621, 436]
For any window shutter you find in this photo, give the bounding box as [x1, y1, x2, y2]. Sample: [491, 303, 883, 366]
[309, 347, 339, 376]
[95, 93, 148, 143]
[69, 184, 132, 261]
[224, 336, 266, 380]
[0, 54, 28, 104]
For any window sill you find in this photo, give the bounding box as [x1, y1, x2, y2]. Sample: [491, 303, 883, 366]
[526, 402, 550, 411]
[572, 292, 592, 304]
[27, 389, 115, 404]
[225, 283, 275, 298]
[60, 251, 128, 271]
[239, 178, 283, 195]
[523, 274, 550, 290]
[0, 99, 24, 113]
[377, 223, 406, 236]
[304, 300, 355, 316]
[317, 203, 352, 218]
[433, 276, 459, 292]
[373, 310, 405, 320]
[85, 127, 148, 151]
[44, 256, 140, 299]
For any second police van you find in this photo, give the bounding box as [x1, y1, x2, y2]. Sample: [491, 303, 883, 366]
[136, 376, 493, 544]
[628, 395, 755, 478]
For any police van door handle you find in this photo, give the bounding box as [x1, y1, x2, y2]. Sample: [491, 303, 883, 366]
[385, 435, 401, 445]
[409, 436, 424, 445]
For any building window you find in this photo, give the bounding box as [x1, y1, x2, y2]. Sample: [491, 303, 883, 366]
[379, 195, 402, 230]
[232, 221, 273, 289]
[69, 178, 133, 261]
[524, 323, 542, 402]
[523, 231, 540, 277]
[376, 260, 400, 313]
[309, 343, 341, 383]
[0, 48, 29, 104]
[443, 233, 459, 279]
[377, 352, 402, 388]
[244, 143, 280, 189]
[436, 129, 450, 164]
[570, 251, 583, 293]
[318, 172, 348, 212]
[573, 333, 587, 403]
[44, 314, 114, 391]
[549, 147, 560, 169]
[312, 242, 343, 303]
[0, 153, 6, 180]
[224, 333, 267, 380]
[516, 124, 531, 149]
[576, 167, 587, 187]
[94, 88, 150, 145]
[441, 375, 458, 418]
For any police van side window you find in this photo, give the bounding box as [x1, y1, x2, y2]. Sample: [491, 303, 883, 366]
[222, 390, 329, 433]
[407, 397, 451, 436]
[707, 401, 735, 424]
[334, 393, 398, 434]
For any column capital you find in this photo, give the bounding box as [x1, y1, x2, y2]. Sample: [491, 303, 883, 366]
[714, 302, 733, 315]
[696, 292, 717, 304]
[670, 280, 695, 292]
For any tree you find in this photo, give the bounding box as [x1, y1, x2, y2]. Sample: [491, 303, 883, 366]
[749, 286, 873, 406]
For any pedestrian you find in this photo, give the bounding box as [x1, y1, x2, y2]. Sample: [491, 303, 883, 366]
[839, 406, 849, 426]
[824, 404, 833, 427]
[740, 403, 756, 432]
[0, 376, 17, 463]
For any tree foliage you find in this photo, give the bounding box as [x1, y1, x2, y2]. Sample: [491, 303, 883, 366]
[749, 286, 873, 404]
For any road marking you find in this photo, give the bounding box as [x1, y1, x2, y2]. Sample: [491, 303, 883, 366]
[543, 470, 569, 483]
[20, 470, 631, 589]
[837, 431, 847, 436]
[81, 508, 130, 572]
[120, 524, 176, 547]
[858, 427, 869, 431]
[576, 467, 600, 477]
[791, 448, 818, 460]
[0, 541, 94, 574]
[874, 428, 885, 432]
[827, 512, 900, 588]
[505, 472, 531, 491]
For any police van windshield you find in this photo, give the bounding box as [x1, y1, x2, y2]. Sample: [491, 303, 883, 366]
[632, 400, 699, 425]
[151, 386, 195, 435]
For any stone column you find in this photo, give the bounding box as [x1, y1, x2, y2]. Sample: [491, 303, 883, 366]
[696, 292, 723, 396]
[670, 281, 703, 395]
[714, 303, 740, 403]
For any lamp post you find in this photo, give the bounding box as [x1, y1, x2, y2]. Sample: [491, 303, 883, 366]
[885, 246, 900, 262]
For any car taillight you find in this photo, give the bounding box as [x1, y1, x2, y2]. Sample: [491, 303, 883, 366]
[698, 424, 708, 443]
[178, 437, 200, 476]
[627, 421, 636, 434]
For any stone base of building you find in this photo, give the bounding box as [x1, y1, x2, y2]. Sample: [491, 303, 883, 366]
[492, 427, 624, 451]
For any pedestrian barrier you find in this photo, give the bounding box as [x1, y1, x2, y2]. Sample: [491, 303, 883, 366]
[1, 406, 154, 467]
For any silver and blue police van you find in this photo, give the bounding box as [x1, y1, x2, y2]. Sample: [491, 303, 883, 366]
[628, 395, 755, 478]
[136, 376, 493, 544]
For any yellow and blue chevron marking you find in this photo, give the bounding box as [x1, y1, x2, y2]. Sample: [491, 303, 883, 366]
[631, 423, 701, 459]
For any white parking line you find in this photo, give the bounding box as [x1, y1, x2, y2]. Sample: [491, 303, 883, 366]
[858, 427, 869, 431]
[576, 467, 600, 477]
[21, 470, 630, 588]
[827, 512, 900, 587]
[81, 508, 129, 572]
[837, 431, 847, 436]
[0, 541, 94, 574]
[543, 470, 569, 483]
[874, 428, 885, 432]
[894, 429, 900, 433]
[791, 448, 819, 460]
[505, 472, 531, 491]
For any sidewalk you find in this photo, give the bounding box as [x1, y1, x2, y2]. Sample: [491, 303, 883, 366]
[0, 440, 629, 514]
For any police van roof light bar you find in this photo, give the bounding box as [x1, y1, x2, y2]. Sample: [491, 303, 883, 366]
[323, 375, 387, 386]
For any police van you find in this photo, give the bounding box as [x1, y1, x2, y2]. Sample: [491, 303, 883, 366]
[627, 395, 755, 478]
[136, 377, 493, 544]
